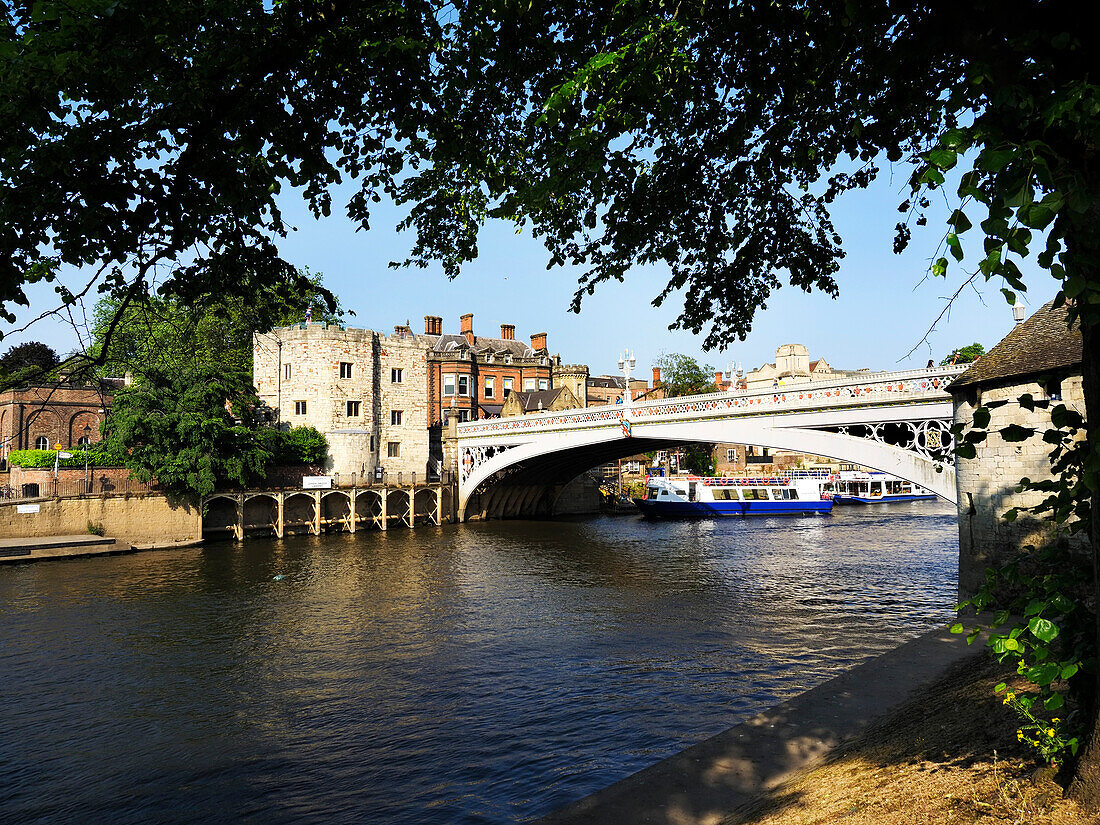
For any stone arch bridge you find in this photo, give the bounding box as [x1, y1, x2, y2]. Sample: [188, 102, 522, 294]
[456, 365, 967, 520]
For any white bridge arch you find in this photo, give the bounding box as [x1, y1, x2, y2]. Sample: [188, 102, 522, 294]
[455, 365, 967, 520]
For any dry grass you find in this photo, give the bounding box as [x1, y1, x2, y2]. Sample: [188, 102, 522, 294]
[723, 656, 1097, 825]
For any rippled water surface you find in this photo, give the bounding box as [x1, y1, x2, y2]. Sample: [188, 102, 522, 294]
[0, 503, 958, 824]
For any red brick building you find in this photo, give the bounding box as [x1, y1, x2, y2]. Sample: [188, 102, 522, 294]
[1, 380, 118, 464]
[422, 314, 563, 425]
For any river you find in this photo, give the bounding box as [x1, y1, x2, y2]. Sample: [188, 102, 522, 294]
[0, 502, 958, 824]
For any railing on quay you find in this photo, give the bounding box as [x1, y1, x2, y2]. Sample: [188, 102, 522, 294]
[456, 364, 968, 440]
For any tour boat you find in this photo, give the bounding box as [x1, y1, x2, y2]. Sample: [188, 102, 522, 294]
[634, 475, 832, 518]
[825, 470, 937, 504]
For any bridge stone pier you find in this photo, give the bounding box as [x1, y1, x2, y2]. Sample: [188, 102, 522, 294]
[455, 365, 968, 520]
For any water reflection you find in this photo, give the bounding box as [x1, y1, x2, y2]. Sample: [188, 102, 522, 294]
[0, 502, 957, 824]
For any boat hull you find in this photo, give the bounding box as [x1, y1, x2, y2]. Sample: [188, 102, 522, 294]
[831, 493, 937, 504]
[633, 498, 832, 518]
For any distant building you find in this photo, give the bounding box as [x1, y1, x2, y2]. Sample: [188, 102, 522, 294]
[253, 322, 430, 480]
[500, 385, 583, 417]
[1, 377, 118, 466]
[587, 374, 652, 406]
[949, 300, 1085, 595]
[740, 343, 867, 391]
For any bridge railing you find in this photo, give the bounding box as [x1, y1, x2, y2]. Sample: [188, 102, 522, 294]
[457, 364, 967, 439]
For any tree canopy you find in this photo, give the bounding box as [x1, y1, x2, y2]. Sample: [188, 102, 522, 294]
[941, 343, 986, 366]
[87, 271, 344, 380]
[654, 352, 719, 397]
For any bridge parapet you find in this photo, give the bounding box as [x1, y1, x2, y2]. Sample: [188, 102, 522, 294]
[457, 364, 967, 441]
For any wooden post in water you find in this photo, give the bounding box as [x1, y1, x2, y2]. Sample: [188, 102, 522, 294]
[379, 488, 387, 531]
[236, 494, 245, 541]
[312, 491, 321, 535]
[348, 489, 356, 533]
[276, 493, 284, 538]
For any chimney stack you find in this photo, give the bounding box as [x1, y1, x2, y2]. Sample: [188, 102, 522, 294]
[424, 315, 443, 335]
[501, 324, 515, 340]
[530, 332, 547, 352]
[460, 313, 475, 345]
[653, 367, 662, 385]
[715, 371, 724, 387]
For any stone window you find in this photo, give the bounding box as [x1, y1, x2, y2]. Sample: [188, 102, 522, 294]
[347, 400, 361, 417]
[503, 377, 513, 398]
[443, 373, 455, 396]
[726, 448, 737, 463]
[391, 368, 403, 383]
[294, 400, 307, 415]
[538, 378, 549, 391]
[1043, 378, 1062, 401]
[284, 363, 291, 380]
[390, 410, 403, 426]
[35, 435, 49, 450]
[340, 362, 353, 379]
[523, 378, 536, 392]
[457, 375, 469, 396]
[484, 377, 495, 399]
[387, 441, 400, 458]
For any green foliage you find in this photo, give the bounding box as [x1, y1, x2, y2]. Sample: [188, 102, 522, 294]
[654, 353, 718, 397]
[101, 363, 274, 502]
[940, 343, 985, 366]
[86, 520, 105, 537]
[0, 341, 61, 388]
[952, 539, 1092, 766]
[88, 271, 344, 380]
[260, 426, 328, 466]
[6, 447, 123, 469]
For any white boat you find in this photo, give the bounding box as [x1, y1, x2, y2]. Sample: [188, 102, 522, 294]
[634, 475, 832, 518]
[824, 470, 936, 504]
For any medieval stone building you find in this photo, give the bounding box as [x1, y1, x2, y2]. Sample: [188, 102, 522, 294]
[950, 300, 1085, 595]
[253, 322, 430, 480]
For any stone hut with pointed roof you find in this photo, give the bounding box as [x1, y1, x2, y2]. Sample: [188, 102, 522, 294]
[950, 299, 1085, 596]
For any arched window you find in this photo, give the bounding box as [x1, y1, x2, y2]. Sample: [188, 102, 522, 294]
[35, 436, 49, 450]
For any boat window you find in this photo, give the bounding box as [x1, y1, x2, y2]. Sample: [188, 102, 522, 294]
[785, 489, 798, 500]
[771, 489, 784, 500]
[712, 489, 730, 501]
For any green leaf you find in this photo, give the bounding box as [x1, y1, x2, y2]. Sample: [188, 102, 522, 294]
[1025, 662, 1061, 686]
[1024, 599, 1046, 616]
[927, 148, 957, 170]
[948, 209, 972, 233]
[976, 148, 1015, 172]
[1001, 288, 1016, 305]
[994, 682, 1007, 693]
[946, 233, 964, 261]
[1028, 616, 1059, 642]
[949, 622, 964, 634]
[1044, 693, 1065, 710]
[972, 407, 990, 428]
[1061, 663, 1079, 680]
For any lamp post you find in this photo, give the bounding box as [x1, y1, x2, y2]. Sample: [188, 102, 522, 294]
[617, 349, 636, 409]
[83, 423, 92, 493]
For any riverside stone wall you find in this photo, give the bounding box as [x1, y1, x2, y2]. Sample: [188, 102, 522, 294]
[0, 493, 202, 548]
[953, 372, 1086, 595]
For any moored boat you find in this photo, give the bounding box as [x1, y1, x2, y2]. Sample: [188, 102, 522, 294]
[633, 475, 832, 518]
[826, 470, 937, 504]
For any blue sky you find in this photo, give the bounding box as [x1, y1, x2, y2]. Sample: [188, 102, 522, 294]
[7, 169, 1059, 380]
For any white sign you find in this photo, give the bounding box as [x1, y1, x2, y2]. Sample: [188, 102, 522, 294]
[57, 452, 73, 459]
[302, 476, 333, 489]
[16, 504, 40, 514]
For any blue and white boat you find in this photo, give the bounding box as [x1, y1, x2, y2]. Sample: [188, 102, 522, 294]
[634, 475, 832, 518]
[826, 470, 936, 504]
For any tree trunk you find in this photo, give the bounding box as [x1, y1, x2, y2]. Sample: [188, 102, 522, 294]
[1064, 215, 1100, 806]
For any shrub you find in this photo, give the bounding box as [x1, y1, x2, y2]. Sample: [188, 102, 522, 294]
[261, 426, 328, 466]
[87, 520, 106, 536]
[7, 447, 124, 469]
